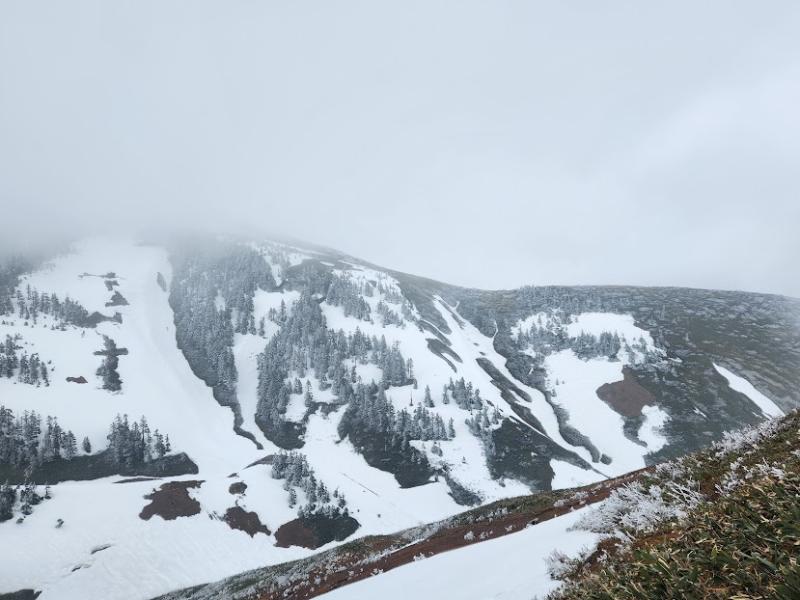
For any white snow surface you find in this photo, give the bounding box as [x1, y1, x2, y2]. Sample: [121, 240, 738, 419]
[0, 476, 310, 600]
[320, 506, 600, 600]
[0, 241, 670, 599]
[0, 238, 261, 476]
[0, 238, 317, 599]
[714, 364, 784, 418]
[541, 311, 669, 476]
[565, 312, 655, 347]
[251, 240, 315, 286]
[545, 350, 651, 475]
[639, 405, 669, 452]
[233, 289, 300, 444]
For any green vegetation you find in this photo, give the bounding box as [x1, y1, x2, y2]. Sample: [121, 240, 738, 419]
[549, 410, 800, 600]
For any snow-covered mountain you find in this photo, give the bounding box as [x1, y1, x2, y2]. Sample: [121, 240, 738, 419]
[0, 235, 797, 600]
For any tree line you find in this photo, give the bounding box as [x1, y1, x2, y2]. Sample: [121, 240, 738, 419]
[169, 242, 275, 440]
[271, 450, 348, 515]
[0, 334, 51, 386]
[0, 405, 172, 471]
[9, 285, 97, 328]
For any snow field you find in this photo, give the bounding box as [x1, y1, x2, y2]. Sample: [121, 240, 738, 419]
[714, 363, 784, 418]
[319, 505, 601, 600]
[0, 242, 678, 600]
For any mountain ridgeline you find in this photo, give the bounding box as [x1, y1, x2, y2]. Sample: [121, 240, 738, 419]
[0, 236, 799, 600]
[160, 237, 799, 495]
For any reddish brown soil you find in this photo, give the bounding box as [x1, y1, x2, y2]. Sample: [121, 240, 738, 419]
[274, 519, 319, 549]
[274, 514, 360, 550]
[254, 467, 653, 600]
[228, 481, 248, 495]
[224, 506, 270, 537]
[139, 480, 204, 521]
[596, 368, 656, 417]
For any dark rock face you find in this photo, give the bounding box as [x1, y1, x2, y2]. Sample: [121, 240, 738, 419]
[0, 451, 198, 485]
[66, 376, 87, 384]
[0, 590, 41, 600]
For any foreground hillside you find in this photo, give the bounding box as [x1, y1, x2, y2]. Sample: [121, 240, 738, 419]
[156, 410, 800, 600]
[548, 409, 800, 600]
[0, 235, 798, 599]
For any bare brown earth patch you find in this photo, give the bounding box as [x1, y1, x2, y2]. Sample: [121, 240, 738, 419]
[223, 506, 270, 537]
[596, 367, 656, 417]
[274, 513, 360, 550]
[273, 519, 317, 549]
[228, 481, 247, 495]
[149, 467, 654, 600]
[139, 480, 204, 521]
[253, 468, 651, 600]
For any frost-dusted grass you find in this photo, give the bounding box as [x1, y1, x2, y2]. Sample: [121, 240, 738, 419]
[549, 411, 800, 600]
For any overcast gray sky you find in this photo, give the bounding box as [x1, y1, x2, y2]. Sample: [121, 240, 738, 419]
[1, 1, 798, 296]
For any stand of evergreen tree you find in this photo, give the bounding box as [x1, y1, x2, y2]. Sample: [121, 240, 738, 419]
[169, 242, 274, 445]
[341, 382, 453, 443]
[376, 300, 405, 327]
[0, 407, 78, 468]
[95, 335, 125, 391]
[0, 481, 16, 521]
[337, 382, 435, 487]
[271, 450, 347, 516]
[1, 406, 174, 475]
[507, 308, 660, 369]
[442, 377, 484, 410]
[325, 274, 371, 321]
[255, 289, 412, 449]
[465, 406, 502, 459]
[8, 284, 102, 328]
[0, 256, 36, 317]
[0, 334, 51, 386]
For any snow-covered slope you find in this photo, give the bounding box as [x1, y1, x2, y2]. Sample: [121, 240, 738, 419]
[320, 506, 598, 600]
[0, 238, 260, 475]
[0, 239, 309, 599]
[0, 235, 797, 600]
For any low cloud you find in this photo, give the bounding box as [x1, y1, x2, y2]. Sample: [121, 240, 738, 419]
[1, 1, 798, 297]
